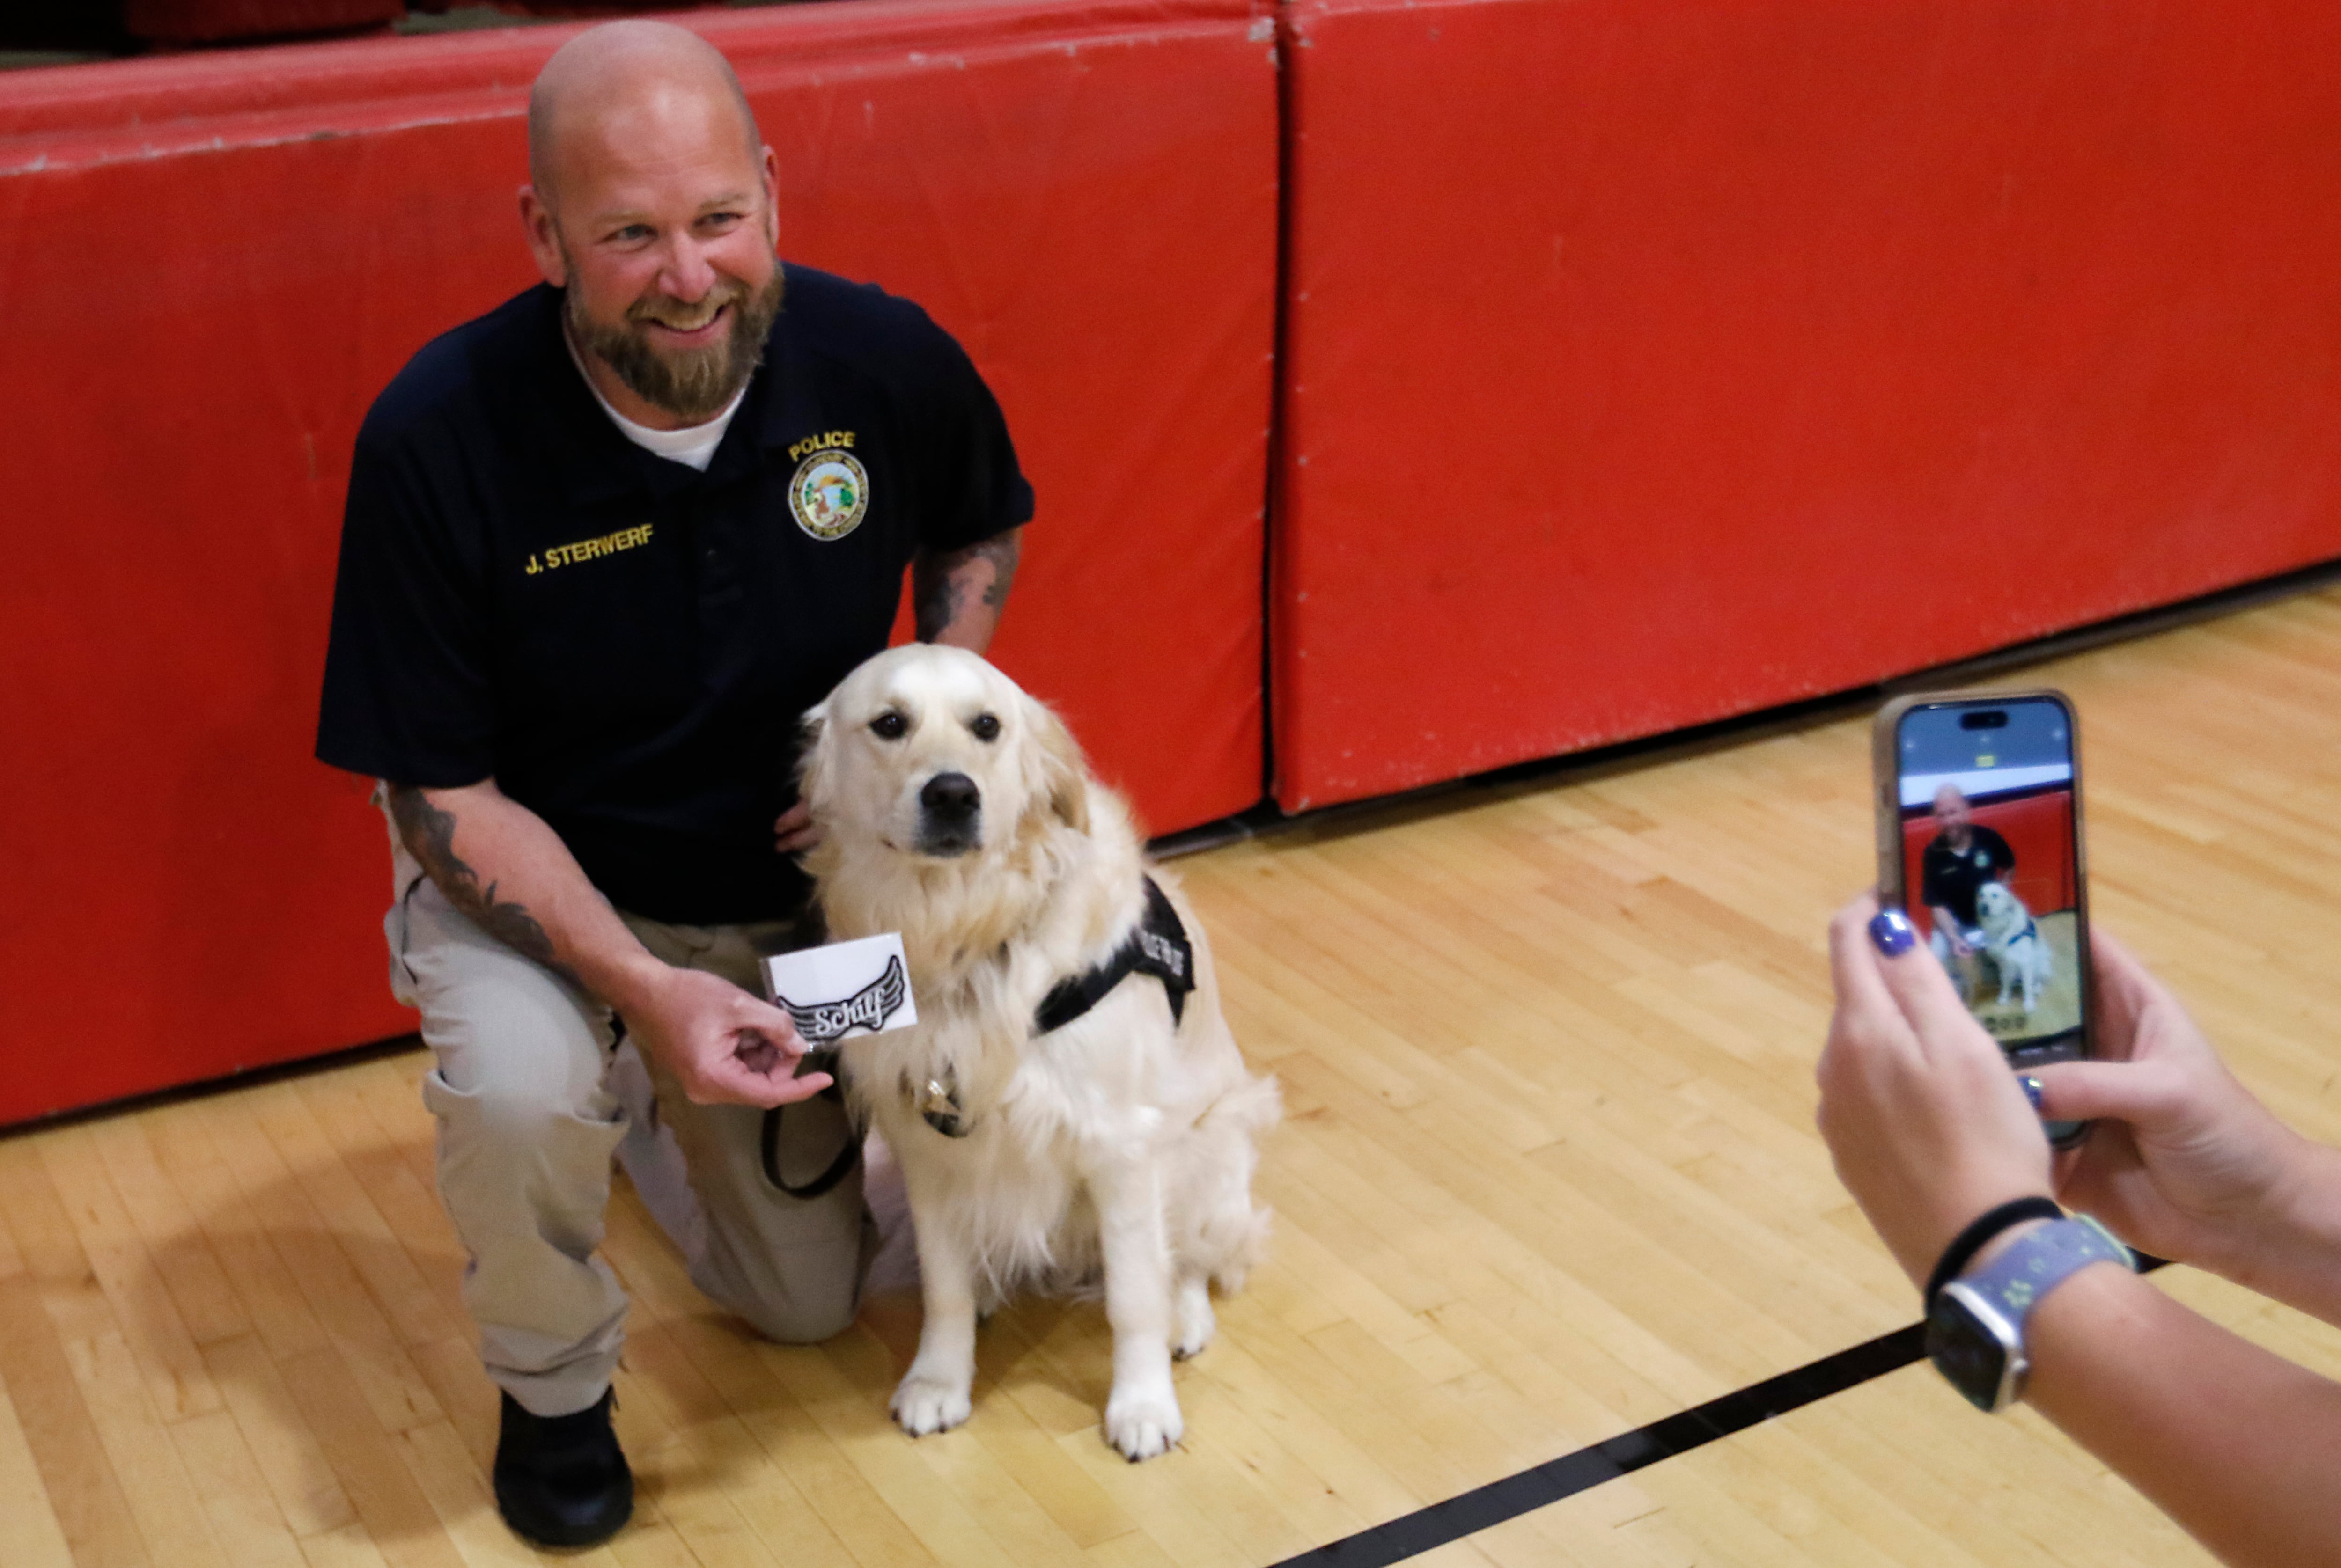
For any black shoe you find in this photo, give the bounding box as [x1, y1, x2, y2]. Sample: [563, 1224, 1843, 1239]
[493, 1388, 633, 1548]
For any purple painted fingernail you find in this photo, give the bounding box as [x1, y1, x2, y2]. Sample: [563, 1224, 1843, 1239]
[2021, 1076, 2045, 1112]
[1868, 909, 1916, 956]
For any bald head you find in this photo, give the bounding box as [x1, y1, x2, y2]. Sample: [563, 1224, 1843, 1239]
[1932, 783, 1973, 843]
[527, 20, 761, 209]
[516, 20, 784, 429]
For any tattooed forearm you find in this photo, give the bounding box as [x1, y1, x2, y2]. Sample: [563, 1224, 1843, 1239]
[912, 528, 1022, 643]
[910, 560, 956, 641]
[384, 783, 569, 977]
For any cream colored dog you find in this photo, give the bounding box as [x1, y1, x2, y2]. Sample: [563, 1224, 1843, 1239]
[1974, 879, 2052, 1014]
[798, 644, 1279, 1461]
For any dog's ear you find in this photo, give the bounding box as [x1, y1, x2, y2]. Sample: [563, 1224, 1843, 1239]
[1025, 696, 1091, 835]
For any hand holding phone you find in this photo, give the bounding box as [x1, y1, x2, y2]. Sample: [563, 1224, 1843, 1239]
[1818, 895, 2063, 1289]
[1873, 690, 2093, 1148]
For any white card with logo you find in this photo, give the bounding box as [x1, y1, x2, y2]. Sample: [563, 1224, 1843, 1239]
[763, 933, 918, 1044]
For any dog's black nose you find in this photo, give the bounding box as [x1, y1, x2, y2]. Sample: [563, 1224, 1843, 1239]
[921, 772, 980, 820]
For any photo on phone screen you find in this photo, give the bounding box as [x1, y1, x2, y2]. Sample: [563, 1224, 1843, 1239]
[1893, 696, 2087, 1070]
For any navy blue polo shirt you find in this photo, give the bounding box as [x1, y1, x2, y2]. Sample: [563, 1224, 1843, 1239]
[317, 266, 1033, 924]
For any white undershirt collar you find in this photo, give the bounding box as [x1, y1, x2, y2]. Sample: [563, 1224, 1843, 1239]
[563, 328, 746, 473]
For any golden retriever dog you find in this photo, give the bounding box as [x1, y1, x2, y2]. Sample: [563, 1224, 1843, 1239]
[798, 644, 1279, 1461]
[1974, 879, 2052, 1013]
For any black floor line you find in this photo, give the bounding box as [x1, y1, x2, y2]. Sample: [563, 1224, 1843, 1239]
[1270, 1256, 2168, 1568]
[1263, 1321, 1925, 1568]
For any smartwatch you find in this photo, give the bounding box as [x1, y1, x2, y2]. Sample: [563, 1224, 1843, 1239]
[1925, 1213, 2135, 1412]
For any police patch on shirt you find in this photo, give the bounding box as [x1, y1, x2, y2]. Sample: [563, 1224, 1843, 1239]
[788, 447, 869, 541]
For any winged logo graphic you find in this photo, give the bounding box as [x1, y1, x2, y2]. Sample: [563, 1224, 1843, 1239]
[776, 955, 907, 1043]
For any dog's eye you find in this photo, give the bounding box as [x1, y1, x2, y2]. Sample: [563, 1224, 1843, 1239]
[870, 711, 908, 740]
[970, 713, 1001, 743]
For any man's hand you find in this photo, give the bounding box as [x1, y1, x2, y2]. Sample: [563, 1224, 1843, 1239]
[620, 964, 833, 1109]
[1818, 894, 2056, 1291]
[1930, 906, 1973, 957]
[773, 799, 819, 854]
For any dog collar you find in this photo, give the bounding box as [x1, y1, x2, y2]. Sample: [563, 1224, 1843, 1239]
[1033, 877, 1195, 1037]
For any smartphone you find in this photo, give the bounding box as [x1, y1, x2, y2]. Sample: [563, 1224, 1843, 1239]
[1873, 689, 2092, 1148]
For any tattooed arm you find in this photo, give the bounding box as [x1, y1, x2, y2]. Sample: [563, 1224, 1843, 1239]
[386, 778, 829, 1108]
[911, 525, 1022, 652]
[385, 779, 614, 983]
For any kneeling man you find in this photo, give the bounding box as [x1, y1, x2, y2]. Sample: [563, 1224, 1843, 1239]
[1920, 783, 2016, 990]
[315, 21, 1031, 1549]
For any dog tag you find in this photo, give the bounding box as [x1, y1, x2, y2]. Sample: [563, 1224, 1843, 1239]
[763, 934, 920, 1044]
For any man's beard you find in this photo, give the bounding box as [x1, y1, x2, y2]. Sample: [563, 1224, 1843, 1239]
[565, 264, 786, 424]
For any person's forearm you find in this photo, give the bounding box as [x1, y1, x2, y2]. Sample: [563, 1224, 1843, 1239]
[385, 779, 663, 1010]
[2023, 1263, 2341, 1567]
[912, 525, 1021, 652]
[2208, 1139, 2341, 1328]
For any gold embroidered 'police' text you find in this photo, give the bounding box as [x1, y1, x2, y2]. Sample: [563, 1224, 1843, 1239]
[788, 430, 855, 462]
[525, 523, 654, 576]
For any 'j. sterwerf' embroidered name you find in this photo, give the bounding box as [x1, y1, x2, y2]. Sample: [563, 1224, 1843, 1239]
[525, 523, 654, 575]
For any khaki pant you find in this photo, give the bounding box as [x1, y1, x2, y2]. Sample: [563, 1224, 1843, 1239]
[383, 826, 873, 1417]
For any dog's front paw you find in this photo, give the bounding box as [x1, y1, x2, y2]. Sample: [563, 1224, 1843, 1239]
[891, 1372, 973, 1437]
[1104, 1385, 1184, 1461]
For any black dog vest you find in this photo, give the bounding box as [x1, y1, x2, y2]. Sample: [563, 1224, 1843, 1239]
[1033, 877, 1195, 1036]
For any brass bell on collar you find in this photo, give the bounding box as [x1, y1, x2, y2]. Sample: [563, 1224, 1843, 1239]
[918, 1072, 971, 1138]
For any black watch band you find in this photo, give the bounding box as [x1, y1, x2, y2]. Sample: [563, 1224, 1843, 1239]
[1924, 1195, 2064, 1304]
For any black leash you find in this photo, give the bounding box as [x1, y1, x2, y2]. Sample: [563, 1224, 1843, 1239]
[612, 1012, 862, 1202]
[758, 1049, 861, 1201]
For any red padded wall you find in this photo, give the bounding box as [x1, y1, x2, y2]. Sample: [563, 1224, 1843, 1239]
[0, 0, 1276, 1123]
[1272, 0, 2341, 810]
[1900, 789, 2078, 938]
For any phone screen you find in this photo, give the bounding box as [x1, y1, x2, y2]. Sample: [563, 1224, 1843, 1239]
[1893, 696, 2089, 1113]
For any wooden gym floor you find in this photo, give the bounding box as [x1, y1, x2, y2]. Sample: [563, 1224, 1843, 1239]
[7, 584, 2341, 1568]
